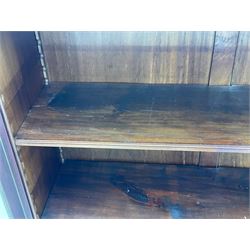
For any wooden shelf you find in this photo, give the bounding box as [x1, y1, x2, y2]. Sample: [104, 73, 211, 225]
[42, 160, 249, 219]
[15, 82, 250, 153]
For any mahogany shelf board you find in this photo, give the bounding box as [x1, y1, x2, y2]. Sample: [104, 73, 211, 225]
[41, 160, 250, 219]
[15, 82, 250, 153]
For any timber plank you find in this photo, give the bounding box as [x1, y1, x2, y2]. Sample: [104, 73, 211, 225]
[40, 31, 214, 84]
[62, 148, 199, 165]
[42, 160, 250, 219]
[232, 32, 250, 84]
[15, 82, 250, 153]
[209, 32, 239, 85]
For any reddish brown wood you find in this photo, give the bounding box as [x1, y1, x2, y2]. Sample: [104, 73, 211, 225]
[15, 83, 250, 153]
[42, 160, 250, 219]
[40, 31, 214, 84]
[62, 148, 199, 165]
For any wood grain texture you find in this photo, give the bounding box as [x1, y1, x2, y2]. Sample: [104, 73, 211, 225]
[15, 82, 250, 153]
[0, 32, 44, 135]
[0, 32, 41, 107]
[62, 148, 199, 165]
[0, 32, 60, 217]
[218, 153, 250, 168]
[232, 32, 250, 84]
[209, 32, 239, 85]
[64, 149, 250, 168]
[42, 160, 250, 219]
[4, 84, 30, 135]
[200, 152, 250, 168]
[199, 152, 219, 167]
[18, 147, 61, 216]
[40, 31, 214, 84]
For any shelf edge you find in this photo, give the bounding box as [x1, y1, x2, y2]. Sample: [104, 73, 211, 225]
[15, 139, 250, 153]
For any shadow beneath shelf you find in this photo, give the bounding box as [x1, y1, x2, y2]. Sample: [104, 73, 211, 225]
[41, 160, 250, 219]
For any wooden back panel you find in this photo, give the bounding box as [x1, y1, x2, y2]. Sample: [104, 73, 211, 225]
[62, 148, 250, 168]
[40, 31, 214, 84]
[40, 31, 250, 85]
[232, 32, 250, 84]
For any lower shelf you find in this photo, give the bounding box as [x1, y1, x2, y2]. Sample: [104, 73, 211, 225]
[42, 160, 249, 219]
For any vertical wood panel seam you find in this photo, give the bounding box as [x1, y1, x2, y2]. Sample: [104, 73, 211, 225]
[207, 31, 217, 86]
[229, 31, 240, 86]
[198, 152, 201, 166]
[216, 152, 220, 168]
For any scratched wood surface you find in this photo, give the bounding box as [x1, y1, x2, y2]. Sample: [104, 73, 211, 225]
[15, 82, 250, 153]
[41, 160, 249, 219]
[40, 31, 215, 84]
[232, 32, 250, 84]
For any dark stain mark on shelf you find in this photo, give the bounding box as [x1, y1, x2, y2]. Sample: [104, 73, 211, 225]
[110, 174, 185, 218]
[48, 83, 249, 115]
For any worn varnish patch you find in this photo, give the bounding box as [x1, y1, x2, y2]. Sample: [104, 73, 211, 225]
[48, 83, 249, 114]
[41, 160, 250, 219]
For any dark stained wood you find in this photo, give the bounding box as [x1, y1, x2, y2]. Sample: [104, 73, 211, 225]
[30, 153, 60, 217]
[0, 32, 44, 135]
[0, 32, 39, 98]
[0, 32, 60, 217]
[62, 148, 199, 165]
[42, 160, 250, 219]
[40, 31, 214, 84]
[63, 149, 250, 168]
[4, 84, 30, 135]
[232, 32, 250, 84]
[23, 59, 44, 106]
[15, 82, 250, 153]
[199, 152, 219, 167]
[18, 147, 61, 217]
[209, 32, 239, 85]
